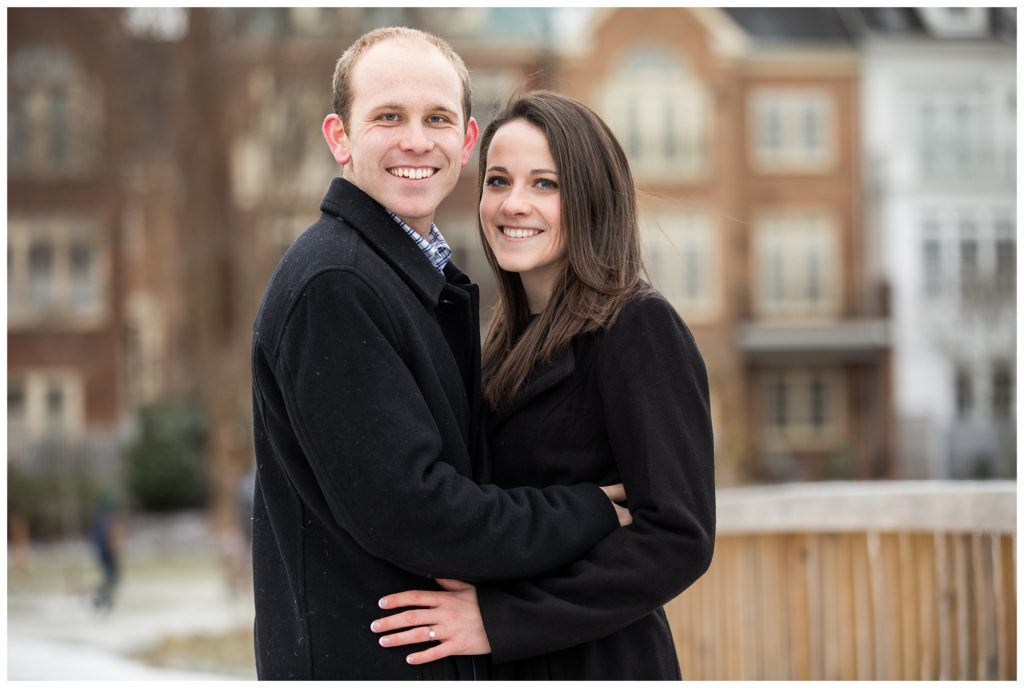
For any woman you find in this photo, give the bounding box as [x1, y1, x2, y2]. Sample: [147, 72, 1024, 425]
[370, 91, 715, 679]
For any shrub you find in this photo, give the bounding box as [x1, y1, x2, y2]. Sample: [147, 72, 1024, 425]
[123, 399, 209, 511]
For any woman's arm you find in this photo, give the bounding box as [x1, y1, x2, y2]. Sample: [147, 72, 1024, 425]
[372, 294, 715, 664]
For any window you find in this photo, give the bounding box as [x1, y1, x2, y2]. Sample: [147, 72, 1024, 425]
[5, 370, 84, 445]
[991, 362, 1013, 419]
[995, 239, 1015, 296]
[994, 215, 1016, 297]
[959, 237, 978, 301]
[8, 378, 27, 434]
[599, 47, 712, 181]
[48, 86, 69, 167]
[761, 367, 844, 447]
[915, 88, 986, 180]
[954, 367, 973, 419]
[28, 241, 55, 310]
[642, 211, 718, 320]
[8, 216, 107, 325]
[753, 210, 839, 317]
[751, 88, 835, 173]
[9, 47, 101, 178]
[10, 92, 30, 166]
[922, 238, 942, 298]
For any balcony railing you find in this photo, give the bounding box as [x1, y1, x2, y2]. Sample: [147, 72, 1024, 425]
[665, 481, 1016, 680]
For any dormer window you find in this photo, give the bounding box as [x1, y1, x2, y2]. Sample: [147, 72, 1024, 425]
[917, 7, 988, 38]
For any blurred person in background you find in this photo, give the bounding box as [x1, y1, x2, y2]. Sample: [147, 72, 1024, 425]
[372, 91, 716, 679]
[89, 492, 122, 612]
[250, 29, 629, 680]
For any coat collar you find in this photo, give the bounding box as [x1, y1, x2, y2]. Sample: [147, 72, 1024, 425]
[489, 343, 575, 431]
[320, 177, 448, 306]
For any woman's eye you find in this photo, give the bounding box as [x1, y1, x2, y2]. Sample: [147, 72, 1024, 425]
[484, 176, 510, 188]
[536, 178, 559, 190]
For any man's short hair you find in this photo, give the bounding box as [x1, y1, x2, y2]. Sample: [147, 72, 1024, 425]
[331, 26, 472, 129]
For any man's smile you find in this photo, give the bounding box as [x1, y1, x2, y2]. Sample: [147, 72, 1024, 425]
[387, 166, 438, 180]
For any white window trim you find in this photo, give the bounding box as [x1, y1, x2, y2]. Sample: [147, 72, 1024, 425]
[749, 87, 837, 175]
[8, 368, 86, 447]
[8, 215, 109, 329]
[598, 48, 713, 183]
[751, 208, 841, 319]
[761, 367, 846, 450]
[641, 209, 720, 323]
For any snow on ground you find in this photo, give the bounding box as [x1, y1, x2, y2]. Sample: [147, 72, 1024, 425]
[8, 635, 235, 680]
[7, 511, 253, 680]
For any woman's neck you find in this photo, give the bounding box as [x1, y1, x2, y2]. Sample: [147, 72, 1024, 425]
[520, 267, 558, 315]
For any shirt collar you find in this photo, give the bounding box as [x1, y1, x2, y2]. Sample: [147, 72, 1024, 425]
[385, 210, 452, 273]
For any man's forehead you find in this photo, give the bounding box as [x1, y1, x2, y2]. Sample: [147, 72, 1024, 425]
[356, 37, 452, 75]
[350, 39, 463, 111]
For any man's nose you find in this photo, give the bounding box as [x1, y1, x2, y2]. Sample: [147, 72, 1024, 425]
[398, 121, 435, 154]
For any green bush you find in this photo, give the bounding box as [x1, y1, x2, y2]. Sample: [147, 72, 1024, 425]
[123, 399, 209, 511]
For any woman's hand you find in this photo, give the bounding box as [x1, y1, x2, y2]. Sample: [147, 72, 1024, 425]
[372, 578, 491, 665]
[600, 483, 632, 526]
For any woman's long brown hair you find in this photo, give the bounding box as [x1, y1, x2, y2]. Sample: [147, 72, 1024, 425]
[478, 91, 651, 409]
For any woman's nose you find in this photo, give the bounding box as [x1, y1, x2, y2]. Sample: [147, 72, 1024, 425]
[501, 188, 529, 215]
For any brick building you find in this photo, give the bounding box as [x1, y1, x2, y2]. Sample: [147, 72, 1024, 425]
[545, 8, 893, 482]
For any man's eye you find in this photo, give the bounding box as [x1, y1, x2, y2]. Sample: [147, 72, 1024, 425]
[380, 113, 400, 122]
[428, 115, 451, 124]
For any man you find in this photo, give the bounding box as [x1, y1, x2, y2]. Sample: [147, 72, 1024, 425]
[250, 27, 624, 680]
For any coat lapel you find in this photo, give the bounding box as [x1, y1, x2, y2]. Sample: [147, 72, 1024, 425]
[489, 344, 575, 431]
[319, 177, 446, 308]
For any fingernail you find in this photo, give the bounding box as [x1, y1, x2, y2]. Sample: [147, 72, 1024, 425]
[378, 597, 389, 609]
[379, 636, 389, 647]
[370, 621, 380, 632]
[406, 655, 415, 664]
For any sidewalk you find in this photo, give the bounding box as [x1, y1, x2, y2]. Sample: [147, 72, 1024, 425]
[7, 511, 255, 680]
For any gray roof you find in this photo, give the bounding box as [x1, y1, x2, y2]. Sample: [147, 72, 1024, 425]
[725, 8, 1016, 44]
[724, 8, 856, 45]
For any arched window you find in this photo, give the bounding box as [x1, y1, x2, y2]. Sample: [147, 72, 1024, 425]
[597, 47, 712, 182]
[9, 46, 102, 177]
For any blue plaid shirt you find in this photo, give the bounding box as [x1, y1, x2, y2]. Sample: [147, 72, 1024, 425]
[386, 210, 452, 273]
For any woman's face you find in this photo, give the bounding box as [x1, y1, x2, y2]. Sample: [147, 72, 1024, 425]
[479, 119, 565, 304]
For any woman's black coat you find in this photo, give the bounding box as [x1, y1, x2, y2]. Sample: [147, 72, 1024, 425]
[476, 290, 716, 680]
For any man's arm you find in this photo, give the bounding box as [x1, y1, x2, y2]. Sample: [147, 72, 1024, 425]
[370, 295, 715, 664]
[269, 268, 619, 582]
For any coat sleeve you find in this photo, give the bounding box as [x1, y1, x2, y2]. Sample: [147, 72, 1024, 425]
[476, 294, 716, 662]
[271, 268, 618, 582]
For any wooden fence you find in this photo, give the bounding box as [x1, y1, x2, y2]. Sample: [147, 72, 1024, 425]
[665, 481, 1016, 680]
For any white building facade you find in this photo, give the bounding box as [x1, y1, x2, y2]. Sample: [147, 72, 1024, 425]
[861, 9, 1016, 478]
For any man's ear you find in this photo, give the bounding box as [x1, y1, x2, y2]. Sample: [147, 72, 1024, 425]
[460, 116, 480, 167]
[322, 113, 352, 166]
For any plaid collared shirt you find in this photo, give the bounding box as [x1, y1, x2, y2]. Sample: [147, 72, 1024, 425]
[386, 210, 452, 274]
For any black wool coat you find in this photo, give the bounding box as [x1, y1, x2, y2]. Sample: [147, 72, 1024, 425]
[249, 178, 618, 680]
[475, 291, 716, 680]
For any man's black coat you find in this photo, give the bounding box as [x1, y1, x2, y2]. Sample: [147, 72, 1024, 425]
[250, 178, 618, 679]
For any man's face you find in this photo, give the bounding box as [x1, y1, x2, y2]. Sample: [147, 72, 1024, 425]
[328, 39, 478, 236]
